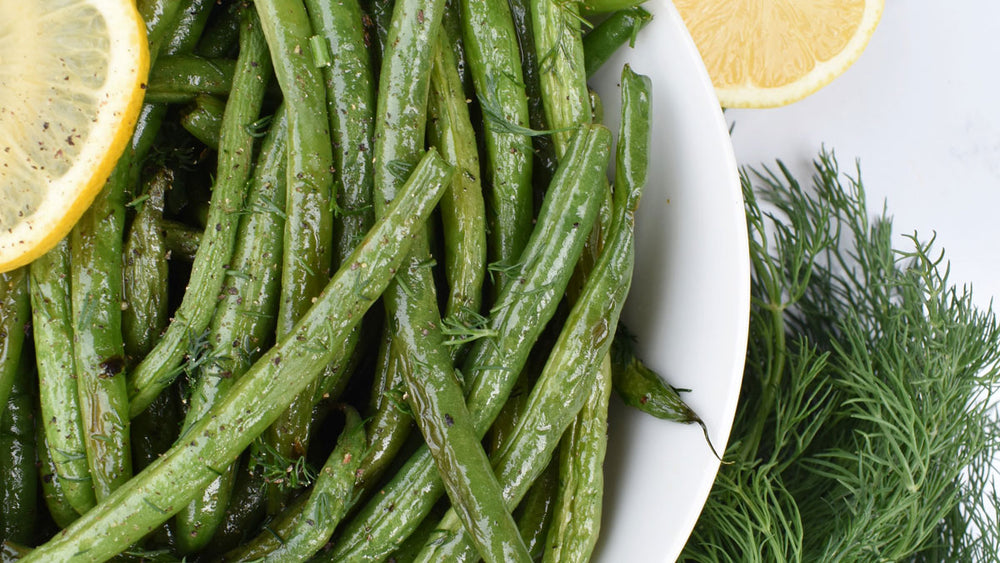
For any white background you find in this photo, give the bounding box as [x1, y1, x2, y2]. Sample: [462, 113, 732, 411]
[726, 1, 1000, 310]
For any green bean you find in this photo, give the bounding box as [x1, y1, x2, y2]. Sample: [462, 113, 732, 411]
[71, 151, 134, 502]
[123, 169, 171, 365]
[137, 0, 184, 66]
[301, 0, 378, 433]
[460, 0, 534, 288]
[507, 0, 559, 184]
[176, 110, 286, 553]
[514, 457, 559, 559]
[441, 0, 472, 94]
[127, 4, 274, 417]
[180, 94, 226, 149]
[414, 67, 649, 562]
[69, 0, 214, 503]
[351, 0, 446, 502]
[355, 332, 414, 490]
[543, 65, 651, 563]
[255, 0, 336, 336]
[37, 423, 81, 529]
[582, 5, 652, 77]
[174, 14, 280, 551]
[372, 0, 447, 207]
[611, 331, 703, 424]
[235, 407, 365, 561]
[327, 124, 610, 561]
[255, 0, 338, 501]
[162, 0, 216, 56]
[368, 3, 527, 559]
[205, 457, 268, 556]
[542, 356, 612, 563]
[428, 34, 487, 329]
[161, 219, 201, 262]
[529, 0, 590, 156]
[145, 56, 236, 104]
[0, 351, 37, 545]
[30, 240, 95, 515]
[195, 0, 242, 58]
[389, 241, 532, 562]
[304, 0, 375, 267]
[23, 149, 452, 563]
[0, 269, 30, 427]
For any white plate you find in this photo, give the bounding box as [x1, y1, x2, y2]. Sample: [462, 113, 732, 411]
[589, 1, 749, 560]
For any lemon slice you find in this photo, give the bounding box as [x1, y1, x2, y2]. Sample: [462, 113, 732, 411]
[0, 0, 148, 272]
[675, 0, 884, 108]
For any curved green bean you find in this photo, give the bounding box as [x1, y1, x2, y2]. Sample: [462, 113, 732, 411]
[413, 67, 649, 562]
[529, 0, 590, 156]
[180, 94, 226, 149]
[232, 407, 365, 562]
[127, 3, 274, 417]
[428, 33, 487, 332]
[123, 169, 170, 365]
[611, 332, 703, 424]
[145, 56, 236, 104]
[460, 0, 534, 288]
[71, 152, 133, 502]
[30, 240, 95, 515]
[255, 0, 338, 502]
[582, 5, 652, 77]
[175, 113, 286, 555]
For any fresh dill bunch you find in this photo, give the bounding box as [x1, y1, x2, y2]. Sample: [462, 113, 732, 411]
[683, 151, 1000, 562]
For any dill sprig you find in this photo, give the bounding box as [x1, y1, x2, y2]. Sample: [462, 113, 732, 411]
[683, 151, 1000, 562]
[250, 437, 317, 493]
[441, 307, 496, 347]
[477, 74, 573, 139]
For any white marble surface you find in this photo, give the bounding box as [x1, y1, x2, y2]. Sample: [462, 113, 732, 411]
[726, 1, 1000, 309]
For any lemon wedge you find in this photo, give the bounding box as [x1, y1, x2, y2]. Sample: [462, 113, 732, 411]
[675, 0, 884, 108]
[0, 0, 149, 272]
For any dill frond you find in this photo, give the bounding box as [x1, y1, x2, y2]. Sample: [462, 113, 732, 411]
[683, 150, 1000, 561]
[250, 437, 317, 493]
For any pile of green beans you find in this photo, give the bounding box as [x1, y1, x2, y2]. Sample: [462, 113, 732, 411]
[0, 0, 702, 561]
